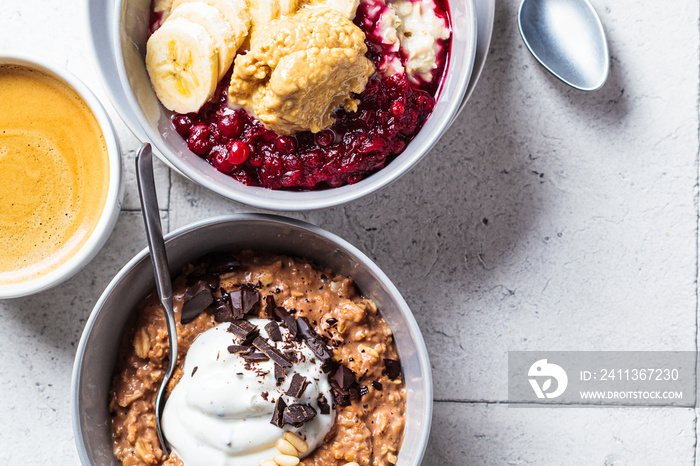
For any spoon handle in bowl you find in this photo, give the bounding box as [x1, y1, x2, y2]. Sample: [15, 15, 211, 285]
[135, 142, 178, 456]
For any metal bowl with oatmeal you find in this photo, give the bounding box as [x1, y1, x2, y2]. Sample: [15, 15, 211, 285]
[72, 215, 432, 466]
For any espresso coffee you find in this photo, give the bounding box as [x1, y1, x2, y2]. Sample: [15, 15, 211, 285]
[0, 65, 110, 285]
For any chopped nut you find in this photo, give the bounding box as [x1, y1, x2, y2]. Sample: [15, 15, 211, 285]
[358, 344, 379, 359]
[291, 291, 305, 298]
[274, 454, 300, 466]
[133, 328, 150, 359]
[276, 438, 298, 456]
[118, 390, 143, 407]
[337, 320, 347, 334]
[127, 424, 138, 444]
[134, 439, 155, 462]
[376, 412, 388, 433]
[363, 299, 378, 313]
[259, 273, 274, 286]
[284, 432, 309, 454]
[387, 452, 398, 464]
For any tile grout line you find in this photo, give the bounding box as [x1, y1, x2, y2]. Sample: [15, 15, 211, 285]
[434, 399, 694, 409]
[120, 208, 169, 212]
[692, 7, 700, 463]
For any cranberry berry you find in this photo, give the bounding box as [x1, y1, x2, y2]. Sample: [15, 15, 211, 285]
[315, 129, 335, 147]
[188, 124, 213, 156]
[274, 136, 296, 154]
[210, 140, 251, 173]
[218, 112, 243, 138]
[226, 140, 251, 165]
[172, 114, 194, 137]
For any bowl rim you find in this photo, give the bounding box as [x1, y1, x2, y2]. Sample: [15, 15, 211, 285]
[0, 53, 123, 299]
[71, 213, 434, 465]
[112, 0, 478, 211]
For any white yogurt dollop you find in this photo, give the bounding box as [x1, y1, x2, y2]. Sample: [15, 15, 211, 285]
[162, 319, 335, 465]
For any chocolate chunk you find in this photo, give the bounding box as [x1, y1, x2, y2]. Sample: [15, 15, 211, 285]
[228, 319, 256, 336]
[229, 290, 244, 319]
[326, 317, 338, 326]
[191, 366, 198, 377]
[227, 345, 249, 354]
[253, 336, 292, 368]
[384, 359, 402, 380]
[329, 364, 360, 405]
[264, 295, 276, 319]
[242, 352, 269, 363]
[211, 296, 233, 322]
[204, 254, 241, 274]
[274, 363, 285, 384]
[285, 351, 298, 364]
[333, 365, 357, 390]
[241, 284, 260, 315]
[271, 397, 287, 428]
[273, 306, 298, 340]
[371, 381, 383, 391]
[283, 403, 317, 427]
[183, 280, 212, 304]
[227, 320, 259, 345]
[359, 385, 369, 397]
[286, 373, 309, 398]
[181, 283, 214, 324]
[321, 359, 339, 374]
[186, 273, 220, 290]
[274, 307, 297, 338]
[317, 394, 331, 415]
[297, 317, 332, 360]
[265, 321, 282, 342]
[333, 392, 350, 407]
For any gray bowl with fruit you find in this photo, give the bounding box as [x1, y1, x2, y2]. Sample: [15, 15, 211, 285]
[114, 0, 477, 210]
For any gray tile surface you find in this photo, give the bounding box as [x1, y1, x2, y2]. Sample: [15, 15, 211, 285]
[426, 403, 696, 465]
[1, 0, 699, 464]
[0, 211, 168, 464]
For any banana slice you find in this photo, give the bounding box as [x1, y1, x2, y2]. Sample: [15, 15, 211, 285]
[168, 2, 238, 79]
[247, 0, 280, 30]
[172, 0, 251, 37]
[278, 0, 301, 16]
[304, 0, 360, 19]
[146, 18, 219, 113]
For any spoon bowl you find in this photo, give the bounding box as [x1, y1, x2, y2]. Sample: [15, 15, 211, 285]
[518, 0, 609, 91]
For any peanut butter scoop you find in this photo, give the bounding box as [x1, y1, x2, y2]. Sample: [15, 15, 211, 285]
[228, 8, 375, 135]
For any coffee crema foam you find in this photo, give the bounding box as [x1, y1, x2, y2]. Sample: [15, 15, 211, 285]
[0, 65, 109, 285]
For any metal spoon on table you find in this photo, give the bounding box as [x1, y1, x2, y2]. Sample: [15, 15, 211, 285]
[135, 142, 178, 456]
[518, 0, 609, 91]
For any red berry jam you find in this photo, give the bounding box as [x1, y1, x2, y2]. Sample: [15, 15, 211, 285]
[162, 1, 451, 190]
